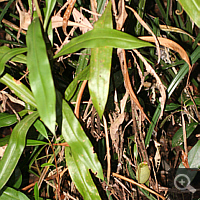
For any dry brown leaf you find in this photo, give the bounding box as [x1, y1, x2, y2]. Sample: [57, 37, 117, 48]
[154, 140, 161, 171]
[129, 51, 145, 94]
[160, 25, 200, 45]
[62, 0, 77, 35]
[118, 49, 151, 123]
[138, 36, 192, 69]
[16, 2, 31, 30]
[116, 0, 128, 30]
[181, 150, 190, 168]
[72, 8, 93, 33]
[120, 90, 129, 113]
[133, 49, 166, 119]
[0, 145, 7, 158]
[110, 113, 125, 152]
[126, 6, 160, 63]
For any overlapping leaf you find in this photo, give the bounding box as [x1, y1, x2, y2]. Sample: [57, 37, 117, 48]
[54, 28, 153, 58]
[88, 1, 113, 118]
[0, 112, 39, 190]
[43, 0, 56, 31]
[26, 17, 56, 135]
[0, 186, 30, 200]
[0, 73, 36, 108]
[0, 46, 27, 75]
[62, 100, 103, 199]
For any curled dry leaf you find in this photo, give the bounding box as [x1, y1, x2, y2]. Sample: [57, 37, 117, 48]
[126, 6, 160, 63]
[0, 91, 25, 107]
[133, 49, 166, 120]
[51, 16, 92, 30]
[120, 90, 129, 114]
[16, 2, 31, 30]
[118, 49, 151, 123]
[110, 113, 125, 153]
[62, 0, 77, 35]
[129, 51, 145, 94]
[116, 0, 128, 30]
[72, 8, 93, 33]
[160, 25, 200, 46]
[138, 36, 192, 69]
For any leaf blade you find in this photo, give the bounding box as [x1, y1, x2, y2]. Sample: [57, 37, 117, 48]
[54, 29, 153, 58]
[0, 112, 39, 190]
[26, 17, 56, 135]
[0, 73, 37, 108]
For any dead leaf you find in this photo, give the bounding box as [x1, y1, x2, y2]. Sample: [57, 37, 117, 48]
[126, 6, 160, 63]
[120, 90, 129, 114]
[160, 25, 200, 45]
[138, 36, 192, 69]
[72, 8, 93, 33]
[133, 49, 166, 119]
[16, 2, 31, 30]
[116, 0, 128, 30]
[181, 150, 190, 168]
[110, 112, 125, 152]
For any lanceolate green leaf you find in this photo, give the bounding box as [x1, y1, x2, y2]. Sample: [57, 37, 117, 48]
[65, 65, 90, 101]
[178, 0, 200, 27]
[89, 47, 112, 118]
[0, 47, 27, 75]
[54, 29, 153, 58]
[26, 17, 56, 135]
[172, 122, 198, 147]
[43, 0, 56, 31]
[0, 186, 30, 200]
[62, 100, 103, 198]
[0, 112, 39, 190]
[65, 147, 101, 200]
[0, 46, 27, 64]
[0, 73, 36, 108]
[89, 1, 113, 118]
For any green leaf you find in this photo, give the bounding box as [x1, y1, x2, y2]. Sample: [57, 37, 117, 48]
[34, 182, 39, 200]
[0, 112, 39, 190]
[65, 65, 90, 101]
[165, 103, 181, 111]
[0, 135, 10, 146]
[172, 122, 198, 147]
[33, 119, 48, 140]
[62, 100, 103, 199]
[26, 17, 56, 135]
[41, 163, 55, 167]
[89, 1, 113, 118]
[7, 167, 22, 189]
[54, 29, 153, 58]
[0, 113, 18, 128]
[0, 47, 27, 75]
[26, 139, 48, 146]
[178, 0, 200, 27]
[65, 147, 101, 200]
[180, 140, 200, 169]
[89, 47, 113, 118]
[43, 0, 56, 31]
[0, 46, 27, 64]
[177, 140, 200, 183]
[0, 110, 27, 128]
[0, 186, 30, 200]
[0, 73, 37, 108]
